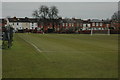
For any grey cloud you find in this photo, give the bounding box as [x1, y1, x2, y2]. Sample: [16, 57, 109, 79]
[2, 2, 118, 19]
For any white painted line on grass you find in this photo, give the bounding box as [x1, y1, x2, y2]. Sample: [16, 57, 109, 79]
[18, 34, 52, 62]
[30, 43, 42, 53]
[18, 35, 42, 53]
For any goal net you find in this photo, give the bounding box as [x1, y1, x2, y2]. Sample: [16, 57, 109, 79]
[90, 29, 110, 35]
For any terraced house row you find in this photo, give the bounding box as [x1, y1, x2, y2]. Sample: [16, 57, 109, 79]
[1, 17, 120, 33]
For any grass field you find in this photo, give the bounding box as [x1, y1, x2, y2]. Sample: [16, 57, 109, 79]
[2, 33, 118, 78]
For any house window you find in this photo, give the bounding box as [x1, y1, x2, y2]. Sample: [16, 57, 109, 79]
[87, 24, 90, 27]
[17, 23, 19, 25]
[72, 23, 74, 27]
[32, 23, 34, 26]
[98, 28, 101, 30]
[96, 23, 99, 26]
[100, 23, 102, 26]
[77, 23, 79, 26]
[62, 23, 65, 27]
[80, 23, 82, 27]
[57, 28, 60, 31]
[35, 23, 37, 26]
[92, 23, 95, 26]
[83, 24, 86, 27]
[106, 24, 109, 27]
[94, 28, 97, 30]
[69, 23, 71, 26]
[66, 23, 68, 26]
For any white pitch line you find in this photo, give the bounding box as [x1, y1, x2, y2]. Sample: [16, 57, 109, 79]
[19, 35, 42, 53]
[30, 43, 42, 53]
[18, 35, 52, 62]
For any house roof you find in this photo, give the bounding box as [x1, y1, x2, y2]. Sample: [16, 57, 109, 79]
[90, 19, 103, 22]
[8, 18, 38, 22]
[2, 17, 112, 24]
[83, 20, 90, 23]
[75, 19, 83, 23]
[103, 19, 111, 24]
[62, 19, 82, 23]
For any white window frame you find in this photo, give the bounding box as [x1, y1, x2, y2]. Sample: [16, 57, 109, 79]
[69, 23, 71, 27]
[96, 23, 99, 26]
[83, 24, 86, 27]
[62, 23, 65, 27]
[106, 24, 109, 27]
[72, 23, 74, 27]
[92, 23, 95, 26]
[87, 24, 90, 27]
[66, 23, 68, 26]
[100, 23, 102, 26]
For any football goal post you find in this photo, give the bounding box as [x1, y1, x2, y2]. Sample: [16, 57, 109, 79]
[90, 28, 110, 35]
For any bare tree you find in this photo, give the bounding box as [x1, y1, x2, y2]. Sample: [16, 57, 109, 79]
[32, 5, 49, 19]
[32, 5, 49, 32]
[48, 6, 59, 32]
[32, 10, 39, 18]
[32, 5, 59, 33]
[32, 5, 59, 20]
[111, 11, 120, 21]
[39, 5, 49, 19]
[49, 6, 59, 19]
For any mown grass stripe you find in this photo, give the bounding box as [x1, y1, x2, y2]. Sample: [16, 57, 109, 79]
[17, 34, 52, 62]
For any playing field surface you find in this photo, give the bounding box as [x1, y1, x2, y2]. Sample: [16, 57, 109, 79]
[2, 33, 118, 78]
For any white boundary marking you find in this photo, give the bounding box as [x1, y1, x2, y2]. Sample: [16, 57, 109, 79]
[30, 43, 42, 53]
[18, 35, 52, 62]
[18, 35, 42, 53]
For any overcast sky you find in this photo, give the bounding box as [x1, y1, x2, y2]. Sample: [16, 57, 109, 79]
[2, 2, 118, 19]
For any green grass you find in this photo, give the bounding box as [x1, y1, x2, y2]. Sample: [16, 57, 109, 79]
[2, 33, 118, 78]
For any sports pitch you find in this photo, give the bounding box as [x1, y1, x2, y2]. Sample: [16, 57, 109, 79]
[2, 33, 118, 78]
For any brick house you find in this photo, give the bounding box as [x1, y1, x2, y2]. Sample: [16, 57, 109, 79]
[111, 20, 120, 30]
[1, 17, 119, 33]
[82, 19, 91, 30]
[8, 17, 38, 31]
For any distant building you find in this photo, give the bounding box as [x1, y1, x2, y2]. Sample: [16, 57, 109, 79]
[8, 17, 38, 30]
[82, 19, 91, 30]
[1, 17, 120, 33]
[90, 19, 111, 30]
